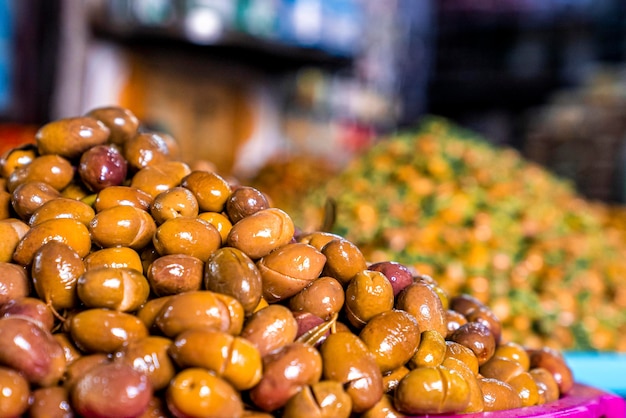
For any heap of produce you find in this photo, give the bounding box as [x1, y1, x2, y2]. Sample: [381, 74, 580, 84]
[0, 108, 576, 417]
[286, 117, 626, 352]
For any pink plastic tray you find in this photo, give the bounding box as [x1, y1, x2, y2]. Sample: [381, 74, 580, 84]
[408, 384, 626, 417]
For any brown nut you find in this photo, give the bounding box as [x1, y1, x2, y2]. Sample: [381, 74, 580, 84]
[204, 247, 263, 315]
[84, 246, 143, 272]
[240, 304, 298, 357]
[320, 331, 383, 413]
[0, 261, 30, 305]
[256, 242, 326, 303]
[114, 335, 176, 391]
[89, 205, 156, 250]
[449, 321, 496, 366]
[180, 170, 232, 213]
[226, 207, 295, 259]
[359, 309, 421, 373]
[250, 342, 322, 412]
[148, 253, 204, 296]
[528, 346, 574, 395]
[0, 316, 66, 386]
[288, 276, 345, 320]
[225, 186, 270, 223]
[0, 218, 29, 262]
[166, 367, 243, 418]
[154, 290, 244, 337]
[11, 180, 62, 221]
[394, 365, 470, 415]
[344, 270, 394, 329]
[13, 217, 91, 266]
[28, 197, 95, 227]
[152, 217, 221, 262]
[69, 308, 149, 353]
[85, 105, 140, 146]
[35, 116, 110, 159]
[77, 267, 150, 312]
[0, 366, 31, 417]
[477, 377, 523, 411]
[31, 241, 85, 311]
[93, 185, 153, 212]
[170, 327, 262, 391]
[150, 186, 199, 225]
[320, 238, 367, 286]
[395, 281, 447, 338]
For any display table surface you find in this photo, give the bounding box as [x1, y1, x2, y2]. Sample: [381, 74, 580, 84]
[407, 383, 625, 418]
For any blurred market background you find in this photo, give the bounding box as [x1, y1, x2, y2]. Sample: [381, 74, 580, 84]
[3, 0, 626, 393]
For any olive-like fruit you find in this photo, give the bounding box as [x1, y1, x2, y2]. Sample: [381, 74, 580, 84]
[29, 385, 74, 418]
[396, 281, 447, 338]
[115, 335, 176, 391]
[8, 154, 74, 192]
[86, 105, 139, 146]
[240, 304, 298, 357]
[256, 242, 326, 303]
[204, 247, 263, 315]
[152, 217, 221, 262]
[368, 261, 414, 296]
[465, 305, 502, 344]
[150, 186, 199, 224]
[130, 160, 192, 198]
[410, 329, 447, 368]
[0, 366, 31, 417]
[320, 331, 383, 413]
[69, 308, 148, 353]
[250, 342, 322, 412]
[494, 341, 530, 371]
[0, 143, 37, 179]
[0, 261, 30, 304]
[226, 208, 295, 259]
[197, 211, 233, 243]
[155, 290, 244, 337]
[321, 238, 368, 285]
[35, 116, 110, 159]
[124, 132, 172, 171]
[282, 380, 352, 418]
[148, 253, 204, 296]
[528, 346, 574, 395]
[166, 368, 244, 418]
[225, 186, 270, 223]
[170, 328, 262, 390]
[93, 185, 153, 212]
[289, 276, 345, 320]
[78, 144, 128, 192]
[28, 196, 95, 227]
[0, 316, 66, 386]
[0, 218, 29, 263]
[13, 217, 91, 266]
[530, 367, 560, 404]
[181, 170, 232, 213]
[89, 205, 156, 250]
[477, 377, 523, 411]
[445, 309, 468, 338]
[344, 270, 394, 328]
[71, 361, 153, 418]
[394, 366, 470, 415]
[31, 241, 85, 311]
[11, 180, 61, 220]
[77, 267, 150, 312]
[449, 321, 496, 366]
[84, 246, 143, 272]
[441, 356, 484, 413]
[0, 296, 55, 331]
[359, 309, 420, 373]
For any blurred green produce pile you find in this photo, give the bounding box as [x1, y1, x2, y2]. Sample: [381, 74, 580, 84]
[253, 117, 626, 352]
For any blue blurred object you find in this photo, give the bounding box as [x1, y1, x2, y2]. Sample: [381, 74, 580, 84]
[564, 352, 626, 397]
[0, 0, 13, 112]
